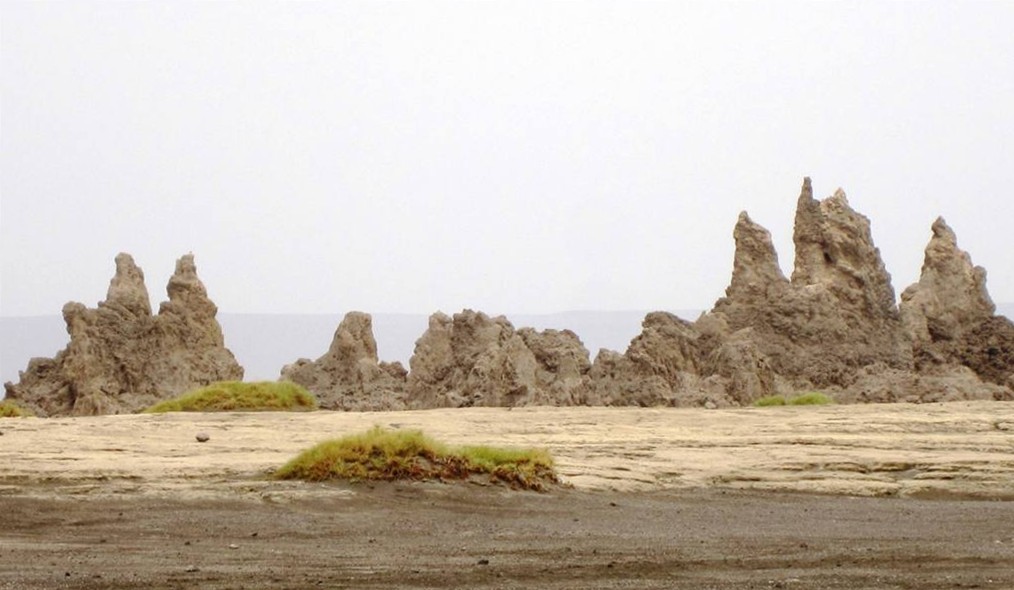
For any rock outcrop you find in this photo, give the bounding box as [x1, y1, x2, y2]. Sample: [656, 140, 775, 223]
[11, 178, 1009, 414]
[405, 310, 591, 408]
[584, 312, 709, 407]
[700, 327, 779, 404]
[838, 363, 1009, 404]
[4, 254, 243, 416]
[582, 311, 780, 408]
[791, 182, 898, 322]
[283, 180, 1011, 406]
[280, 311, 408, 410]
[583, 177, 1010, 406]
[708, 178, 913, 390]
[900, 218, 1014, 390]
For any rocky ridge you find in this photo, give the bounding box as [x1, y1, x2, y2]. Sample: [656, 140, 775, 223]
[707, 180, 913, 391]
[292, 177, 1010, 410]
[900, 217, 1014, 387]
[405, 310, 591, 408]
[280, 311, 407, 410]
[8, 179, 1013, 414]
[4, 254, 243, 416]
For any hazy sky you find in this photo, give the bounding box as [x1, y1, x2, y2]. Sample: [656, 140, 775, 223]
[2, 2, 1013, 318]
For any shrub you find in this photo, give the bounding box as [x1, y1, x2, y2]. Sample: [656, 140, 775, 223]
[275, 426, 559, 491]
[753, 392, 834, 407]
[144, 381, 317, 413]
[0, 400, 33, 418]
[787, 391, 834, 406]
[753, 395, 787, 407]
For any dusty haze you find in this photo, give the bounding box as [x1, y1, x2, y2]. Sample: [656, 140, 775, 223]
[3, 3, 1013, 319]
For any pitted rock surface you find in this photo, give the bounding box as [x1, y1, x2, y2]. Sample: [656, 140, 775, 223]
[4, 254, 243, 416]
[901, 218, 1014, 389]
[281, 311, 407, 411]
[405, 310, 592, 408]
[587, 177, 1008, 405]
[709, 178, 912, 390]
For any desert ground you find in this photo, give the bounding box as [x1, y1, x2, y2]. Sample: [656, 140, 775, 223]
[2, 402, 1013, 589]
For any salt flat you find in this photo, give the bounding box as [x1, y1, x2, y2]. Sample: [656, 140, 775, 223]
[2, 401, 1012, 500]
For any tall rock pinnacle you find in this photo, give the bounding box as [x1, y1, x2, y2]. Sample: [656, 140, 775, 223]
[726, 211, 789, 301]
[900, 217, 1013, 386]
[901, 217, 995, 335]
[281, 311, 408, 410]
[791, 178, 898, 320]
[4, 253, 243, 416]
[708, 177, 912, 389]
[101, 253, 152, 318]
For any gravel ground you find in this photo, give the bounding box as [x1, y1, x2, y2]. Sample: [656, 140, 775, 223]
[2, 402, 1013, 588]
[2, 483, 1013, 589]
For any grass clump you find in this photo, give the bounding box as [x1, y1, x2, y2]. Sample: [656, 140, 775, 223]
[753, 395, 787, 407]
[788, 392, 835, 406]
[753, 392, 834, 407]
[0, 400, 34, 418]
[275, 426, 559, 491]
[143, 381, 317, 413]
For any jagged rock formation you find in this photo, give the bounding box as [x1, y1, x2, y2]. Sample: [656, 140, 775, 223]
[582, 311, 780, 408]
[961, 317, 1014, 388]
[13, 178, 1009, 414]
[517, 326, 592, 402]
[701, 327, 779, 404]
[900, 218, 1014, 391]
[585, 312, 710, 406]
[4, 254, 243, 416]
[280, 311, 408, 410]
[901, 218, 995, 352]
[310, 178, 1007, 407]
[791, 182, 899, 322]
[838, 363, 1009, 404]
[584, 177, 1010, 406]
[707, 178, 913, 390]
[405, 310, 591, 408]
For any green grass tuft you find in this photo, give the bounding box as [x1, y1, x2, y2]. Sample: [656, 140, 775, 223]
[0, 400, 34, 418]
[754, 392, 834, 407]
[275, 426, 559, 491]
[143, 381, 317, 413]
[787, 392, 834, 406]
[753, 395, 787, 407]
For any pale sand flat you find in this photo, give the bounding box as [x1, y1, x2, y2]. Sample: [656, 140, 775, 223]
[1, 401, 1012, 500]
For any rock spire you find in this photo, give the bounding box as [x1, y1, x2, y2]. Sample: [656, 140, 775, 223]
[4, 253, 243, 416]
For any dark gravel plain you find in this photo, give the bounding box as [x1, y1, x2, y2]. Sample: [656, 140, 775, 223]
[2, 483, 1013, 590]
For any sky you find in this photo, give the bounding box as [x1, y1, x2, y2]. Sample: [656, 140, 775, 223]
[2, 1, 1013, 319]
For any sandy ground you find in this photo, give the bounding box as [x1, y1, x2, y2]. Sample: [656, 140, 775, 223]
[2, 402, 1014, 588]
[3, 402, 1013, 498]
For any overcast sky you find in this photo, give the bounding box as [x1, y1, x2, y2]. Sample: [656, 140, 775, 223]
[2, 2, 1012, 318]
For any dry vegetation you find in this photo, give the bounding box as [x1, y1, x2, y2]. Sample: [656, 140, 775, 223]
[143, 381, 317, 413]
[0, 400, 33, 418]
[754, 392, 835, 407]
[275, 426, 559, 491]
